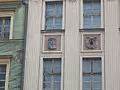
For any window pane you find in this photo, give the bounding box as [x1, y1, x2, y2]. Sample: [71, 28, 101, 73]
[45, 18, 54, 30]
[83, 81, 91, 90]
[0, 17, 10, 39]
[55, 2, 63, 17]
[4, 17, 10, 32]
[5, 17, 10, 25]
[0, 81, 5, 87]
[83, 60, 91, 73]
[93, 82, 102, 89]
[54, 18, 62, 29]
[0, 88, 5, 90]
[92, 75, 102, 89]
[92, 15, 101, 28]
[83, 16, 92, 28]
[53, 60, 61, 73]
[0, 18, 2, 33]
[93, 60, 101, 73]
[0, 18, 2, 25]
[93, 3, 101, 12]
[46, 2, 54, 17]
[93, 74, 102, 82]
[83, 3, 92, 15]
[53, 82, 61, 90]
[43, 82, 51, 90]
[0, 18, 3, 34]
[54, 75, 61, 82]
[0, 65, 6, 73]
[44, 74, 52, 82]
[44, 60, 52, 73]
[0, 74, 6, 80]
[83, 75, 91, 82]
[0, 65, 6, 89]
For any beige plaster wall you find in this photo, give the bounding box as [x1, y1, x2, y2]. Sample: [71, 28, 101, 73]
[105, 0, 120, 90]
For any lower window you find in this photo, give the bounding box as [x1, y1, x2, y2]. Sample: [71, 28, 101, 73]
[0, 17, 11, 40]
[43, 58, 61, 90]
[82, 57, 102, 90]
[0, 64, 7, 90]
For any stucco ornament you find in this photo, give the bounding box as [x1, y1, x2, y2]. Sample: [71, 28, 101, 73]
[48, 38, 57, 50]
[85, 36, 97, 49]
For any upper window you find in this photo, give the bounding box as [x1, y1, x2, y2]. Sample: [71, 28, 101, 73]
[83, 0, 101, 28]
[0, 64, 7, 90]
[0, 17, 11, 40]
[43, 58, 61, 90]
[45, 1, 63, 30]
[82, 58, 102, 90]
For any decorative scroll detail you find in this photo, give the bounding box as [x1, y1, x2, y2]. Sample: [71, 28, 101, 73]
[48, 38, 57, 50]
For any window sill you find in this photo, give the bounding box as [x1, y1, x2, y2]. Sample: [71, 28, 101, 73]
[41, 29, 65, 33]
[79, 28, 104, 32]
[0, 39, 24, 43]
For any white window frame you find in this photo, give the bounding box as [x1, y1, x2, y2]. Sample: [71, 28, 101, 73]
[80, 56, 104, 90]
[41, 0, 65, 30]
[0, 59, 10, 90]
[39, 57, 64, 90]
[0, 12, 14, 39]
[80, 0, 104, 29]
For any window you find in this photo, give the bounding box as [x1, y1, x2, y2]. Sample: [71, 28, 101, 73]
[0, 17, 11, 40]
[43, 58, 61, 90]
[0, 64, 7, 90]
[82, 58, 102, 90]
[0, 60, 9, 90]
[0, 59, 10, 90]
[45, 1, 63, 30]
[83, 0, 102, 28]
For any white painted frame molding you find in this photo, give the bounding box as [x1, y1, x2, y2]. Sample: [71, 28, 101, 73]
[41, 0, 65, 30]
[0, 11, 14, 39]
[80, 56, 104, 90]
[39, 57, 64, 90]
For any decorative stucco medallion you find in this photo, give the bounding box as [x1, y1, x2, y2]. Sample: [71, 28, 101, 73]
[83, 34, 101, 50]
[44, 35, 61, 51]
[48, 38, 57, 50]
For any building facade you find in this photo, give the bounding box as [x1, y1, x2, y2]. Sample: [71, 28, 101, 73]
[24, 0, 120, 90]
[0, 0, 27, 90]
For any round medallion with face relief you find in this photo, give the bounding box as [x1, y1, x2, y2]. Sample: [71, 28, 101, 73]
[48, 38, 57, 50]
